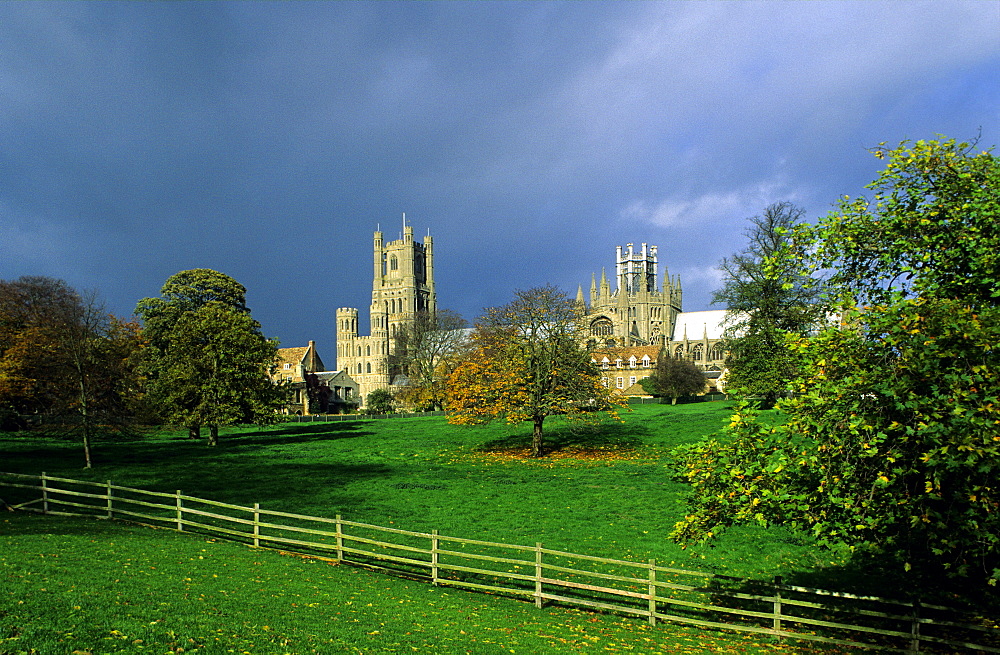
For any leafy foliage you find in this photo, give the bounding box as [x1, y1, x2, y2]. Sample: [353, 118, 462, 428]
[447, 286, 625, 457]
[673, 137, 1000, 586]
[365, 387, 396, 415]
[713, 202, 821, 406]
[645, 353, 706, 404]
[389, 309, 470, 411]
[136, 270, 281, 444]
[0, 277, 145, 466]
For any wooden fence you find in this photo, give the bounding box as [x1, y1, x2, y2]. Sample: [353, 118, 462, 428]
[2, 471, 997, 653]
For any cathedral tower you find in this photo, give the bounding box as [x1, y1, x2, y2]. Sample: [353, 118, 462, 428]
[583, 242, 682, 347]
[371, 221, 436, 348]
[336, 219, 435, 406]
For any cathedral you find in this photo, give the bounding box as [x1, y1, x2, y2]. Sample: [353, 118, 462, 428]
[336, 222, 435, 404]
[579, 242, 727, 371]
[335, 227, 726, 407]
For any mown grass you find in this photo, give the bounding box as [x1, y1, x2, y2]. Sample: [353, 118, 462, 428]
[0, 404, 857, 587]
[1, 512, 846, 654]
[1, 402, 895, 653]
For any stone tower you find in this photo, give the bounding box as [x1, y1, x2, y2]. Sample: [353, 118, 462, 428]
[584, 242, 682, 347]
[371, 222, 436, 346]
[336, 220, 435, 406]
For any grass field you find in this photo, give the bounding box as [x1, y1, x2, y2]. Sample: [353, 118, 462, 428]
[2, 512, 841, 654]
[1, 403, 853, 586]
[0, 402, 884, 653]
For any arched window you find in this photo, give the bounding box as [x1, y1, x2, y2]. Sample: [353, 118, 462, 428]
[357, 363, 362, 374]
[390, 256, 398, 271]
[691, 344, 704, 361]
[356, 346, 362, 357]
[366, 362, 372, 374]
[710, 343, 725, 361]
[674, 344, 684, 359]
[366, 345, 371, 357]
[591, 318, 614, 336]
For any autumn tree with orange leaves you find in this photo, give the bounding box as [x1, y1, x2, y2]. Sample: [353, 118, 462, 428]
[447, 286, 624, 457]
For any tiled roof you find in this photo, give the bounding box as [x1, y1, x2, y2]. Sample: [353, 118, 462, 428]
[275, 347, 309, 367]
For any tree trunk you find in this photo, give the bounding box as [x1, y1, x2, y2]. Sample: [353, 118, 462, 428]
[671, 396, 678, 405]
[188, 424, 200, 440]
[207, 425, 219, 447]
[531, 416, 545, 458]
[78, 372, 92, 468]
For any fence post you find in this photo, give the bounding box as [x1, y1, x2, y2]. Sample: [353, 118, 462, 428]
[335, 514, 343, 562]
[41, 472, 49, 513]
[910, 601, 921, 653]
[648, 559, 657, 626]
[535, 543, 544, 609]
[175, 490, 183, 532]
[106, 480, 113, 519]
[252, 503, 260, 548]
[773, 575, 783, 637]
[431, 529, 439, 585]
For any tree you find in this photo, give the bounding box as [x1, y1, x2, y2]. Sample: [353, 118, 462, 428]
[447, 285, 625, 457]
[0, 277, 80, 419]
[365, 388, 395, 415]
[672, 138, 1000, 587]
[136, 270, 281, 444]
[389, 309, 470, 410]
[0, 277, 146, 466]
[54, 291, 147, 467]
[643, 353, 706, 405]
[712, 202, 821, 407]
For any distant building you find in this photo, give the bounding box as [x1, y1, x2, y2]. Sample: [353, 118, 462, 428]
[580, 243, 727, 371]
[273, 341, 358, 414]
[336, 221, 435, 406]
[333, 230, 728, 406]
[590, 345, 660, 397]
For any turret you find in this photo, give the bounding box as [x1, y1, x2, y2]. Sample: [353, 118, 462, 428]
[373, 231, 384, 289]
[335, 307, 359, 368]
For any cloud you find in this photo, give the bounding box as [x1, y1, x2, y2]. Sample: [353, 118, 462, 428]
[677, 264, 725, 292]
[619, 177, 805, 229]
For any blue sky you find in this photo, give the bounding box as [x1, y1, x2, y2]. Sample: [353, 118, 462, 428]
[1, 1, 997, 357]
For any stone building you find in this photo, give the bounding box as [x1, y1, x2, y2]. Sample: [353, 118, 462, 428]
[336, 222, 435, 406]
[590, 345, 661, 396]
[272, 341, 358, 414]
[580, 242, 728, 371]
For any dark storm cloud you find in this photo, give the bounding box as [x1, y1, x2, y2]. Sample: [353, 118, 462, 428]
[0, 1, 997, 355]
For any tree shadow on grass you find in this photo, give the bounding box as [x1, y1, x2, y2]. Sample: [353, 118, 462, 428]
[475, 421, 650, 457]
[243, 420, 371, 439]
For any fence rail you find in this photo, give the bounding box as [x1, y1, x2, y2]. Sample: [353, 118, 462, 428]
[2, 471, 997, 653]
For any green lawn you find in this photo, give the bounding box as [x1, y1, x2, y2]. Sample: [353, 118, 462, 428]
[0, 404, 854, 585]
[1, 511, 838, 654]
[0, 402, 882, 653]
